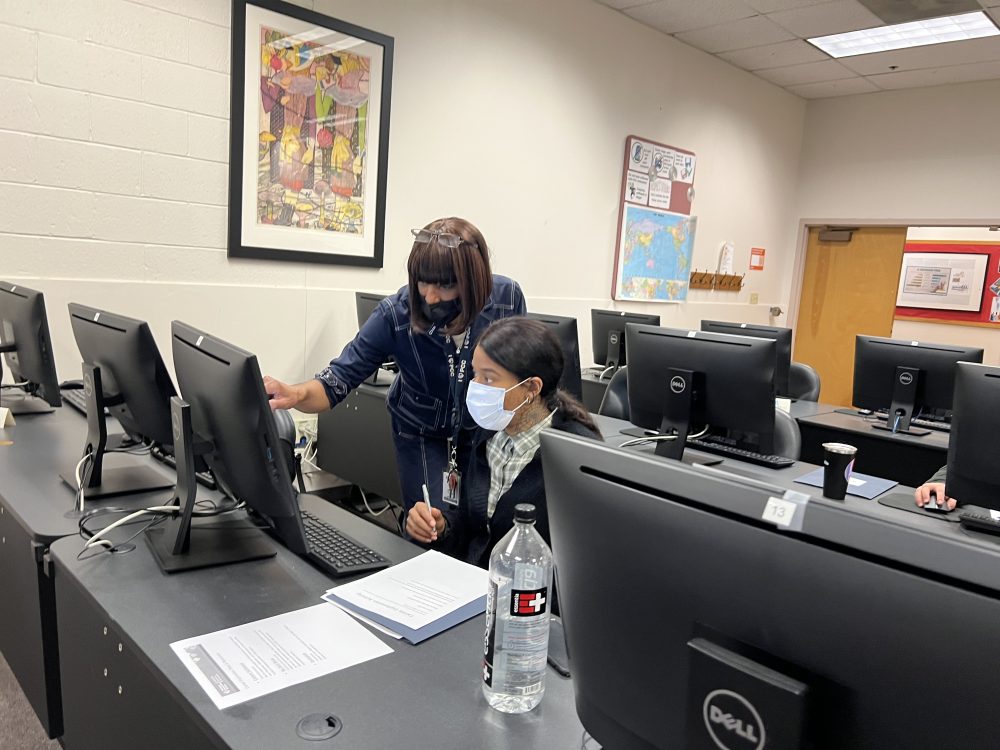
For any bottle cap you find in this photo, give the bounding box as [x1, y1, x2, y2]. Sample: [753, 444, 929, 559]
[513, 504, 536, 523]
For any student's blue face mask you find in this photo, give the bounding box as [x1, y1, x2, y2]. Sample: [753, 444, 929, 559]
[466, 378, 529, 431]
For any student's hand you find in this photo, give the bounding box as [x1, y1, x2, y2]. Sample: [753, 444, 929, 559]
[406, 503, 446, 544]
[263, 375, 300, 410]
[914, 482, 956, 511]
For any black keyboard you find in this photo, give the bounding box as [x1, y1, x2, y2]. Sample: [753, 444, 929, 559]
[873, 411, 951, 433]
[687, 436, 795, 469]
[60, 387, 111, 417]
[958, 510, 1000, 536]
[301, 509, 390, 577]
[149, 445, 218, 491]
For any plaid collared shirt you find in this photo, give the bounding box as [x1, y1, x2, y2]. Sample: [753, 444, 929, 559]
[485, 411, 555, 519]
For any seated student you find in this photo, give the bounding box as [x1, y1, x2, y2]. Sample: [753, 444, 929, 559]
[406, 317, 602, 565]
[914, 465, 956, 511]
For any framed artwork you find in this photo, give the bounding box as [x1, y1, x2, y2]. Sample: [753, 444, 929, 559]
[228, 0, 394, 267]
[894, 252, 988, 312]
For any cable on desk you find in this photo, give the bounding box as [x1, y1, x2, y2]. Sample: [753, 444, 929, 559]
[73, 452, 93, 512]
[619, 424, 709, 448]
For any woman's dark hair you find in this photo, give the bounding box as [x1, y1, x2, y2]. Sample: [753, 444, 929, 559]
[407, 217, 493, 335]
[477, 317, 598, 433]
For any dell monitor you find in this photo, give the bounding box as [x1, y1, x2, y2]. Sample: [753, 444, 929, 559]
[626, 324, 777, 460]
[526, 312, 583, 401]
[60, 303, 179, 499]
[945, 362, 1000, 510]
[591, 309, 660, 372]
[700, 320, 792, 397]
[853, 335, 983, 436]
[542, 428, 1000, 750]
[0, 281, 61, 414]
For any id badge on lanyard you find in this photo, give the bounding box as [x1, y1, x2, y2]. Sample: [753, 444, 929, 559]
[443, 334, 471, 507]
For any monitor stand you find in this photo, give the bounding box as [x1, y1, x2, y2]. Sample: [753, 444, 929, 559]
[869, 366, 930, 437]
[0, 345, 56, 414]
[58, 364, 174, 501]
[605, 329, 625, 372]
[146, 397, 275, 573]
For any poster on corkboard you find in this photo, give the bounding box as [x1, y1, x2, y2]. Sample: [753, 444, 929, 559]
[611, 135, 698, 302]
[894, 242, 1000, 327]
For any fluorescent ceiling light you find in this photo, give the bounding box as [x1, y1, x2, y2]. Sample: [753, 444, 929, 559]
[807, 11, 1000, 58]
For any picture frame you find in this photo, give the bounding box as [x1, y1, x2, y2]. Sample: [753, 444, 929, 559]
[895, 251, 988, 312]
[228, 0, 393, 267]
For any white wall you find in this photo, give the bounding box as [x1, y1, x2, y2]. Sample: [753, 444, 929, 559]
[796, 79, 1000, 225]
[892, 226, 1000, 365]
[0, 0, 806, 383]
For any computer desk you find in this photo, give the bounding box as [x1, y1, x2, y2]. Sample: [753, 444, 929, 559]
[796, 410, 949, 487]
[49, 495, 585, 750]
[0, 406, 177, 739]
[580, 369, 611, 412]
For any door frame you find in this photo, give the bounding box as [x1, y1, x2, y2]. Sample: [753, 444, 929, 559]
[785, 218, 1000, 350]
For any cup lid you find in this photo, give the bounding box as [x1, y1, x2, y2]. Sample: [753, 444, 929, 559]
[822, 442, 857, 455]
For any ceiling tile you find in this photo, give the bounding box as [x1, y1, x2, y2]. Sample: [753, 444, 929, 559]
[786, 75, 880, 96]
[754, 58, 857, 84]
[594, 0, 659, 9]
[624, 0, 757, 34]
[768, 0, 884, 37]
[745, 0, 830, 12]
[859, 0, 982, 24]
[865, 58, 1000, 88]
[674, 15, 796, 52]
[837, 35, 1000, 75]
[719, 38, 830, 68]
[988, 7, 1000, 23]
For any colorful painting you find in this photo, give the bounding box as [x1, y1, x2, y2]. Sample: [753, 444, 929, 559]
[229, 1, 393, 267]
[257, 26, 369, 235]
[614, 205, 697, 302]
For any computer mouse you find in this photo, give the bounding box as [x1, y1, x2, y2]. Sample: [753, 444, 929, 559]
[924, 489, 951, 513]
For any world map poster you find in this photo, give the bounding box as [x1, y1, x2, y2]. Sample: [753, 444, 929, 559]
[614, 205, 697, 302]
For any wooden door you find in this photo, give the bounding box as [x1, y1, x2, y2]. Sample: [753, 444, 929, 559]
[794, 227, 907, 407]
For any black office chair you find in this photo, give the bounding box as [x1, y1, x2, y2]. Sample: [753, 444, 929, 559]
[272, 408, 307, 493]
[773, 408, 801, 460]
[597, 367, 630, 422]
[788, 361, 821, 401]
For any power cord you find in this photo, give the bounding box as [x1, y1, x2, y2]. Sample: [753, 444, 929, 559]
[619, 425, 709, 448]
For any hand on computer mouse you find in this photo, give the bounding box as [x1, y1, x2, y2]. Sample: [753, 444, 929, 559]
[914, 482, 956, 512]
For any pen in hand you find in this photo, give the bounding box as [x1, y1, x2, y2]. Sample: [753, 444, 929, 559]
[421, 483, 436, 540]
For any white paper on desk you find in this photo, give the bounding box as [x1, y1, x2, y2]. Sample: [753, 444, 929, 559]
[325, 551, 487, 632]
[170, 603, 392, 710]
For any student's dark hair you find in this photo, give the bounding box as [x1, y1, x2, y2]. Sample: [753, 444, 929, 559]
[407, 217, 493, 335]
[477, 317, 597, 433]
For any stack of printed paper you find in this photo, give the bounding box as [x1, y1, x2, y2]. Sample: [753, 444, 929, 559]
[323, 551, 488, 644]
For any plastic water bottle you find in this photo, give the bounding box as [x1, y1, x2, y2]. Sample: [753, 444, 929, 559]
[482, 503, 553, 713]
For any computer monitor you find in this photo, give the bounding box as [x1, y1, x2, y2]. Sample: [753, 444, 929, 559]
[700, 320, 792, 397]
[542, 429, 1000, 750]
[945, 362, 1000, 510]
[0, 281, 61, 414]
[853, 335, 983, 436]
[626, 324, 776, 459]
[355, 291, 397, 383]
[591, 309, 660, 371]
[148, 320, 309, 571]
[60, 303, 178, 499]
[526, 312, 583, 401]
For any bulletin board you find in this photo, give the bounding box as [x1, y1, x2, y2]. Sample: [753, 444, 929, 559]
[894, 241, 1000, 328]
[611, 135, 698, 302]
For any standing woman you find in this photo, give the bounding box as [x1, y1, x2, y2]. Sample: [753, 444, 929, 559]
[265, 217, 526, 515]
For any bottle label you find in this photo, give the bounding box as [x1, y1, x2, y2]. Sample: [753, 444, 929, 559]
[483, 578, 498, 688]
[510, 587, 548, 617]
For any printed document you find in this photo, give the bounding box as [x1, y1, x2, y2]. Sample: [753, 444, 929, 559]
[171, 603, 392, 710]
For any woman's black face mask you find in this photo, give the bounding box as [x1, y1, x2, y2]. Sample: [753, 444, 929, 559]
[421, 298, 462, 327]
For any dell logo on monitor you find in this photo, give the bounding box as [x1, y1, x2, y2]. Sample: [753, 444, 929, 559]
[670, 376, 687, 394]
[609, 333, 619, 345]
[899, 371, 914, 386]
[703, 689, 765, 750]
